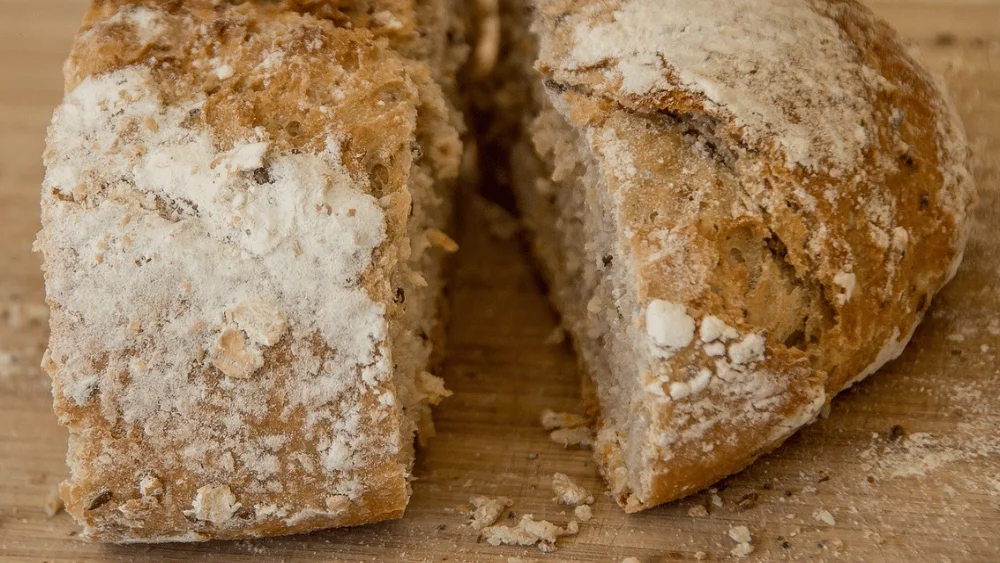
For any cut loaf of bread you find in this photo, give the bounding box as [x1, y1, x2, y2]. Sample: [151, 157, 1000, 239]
[39, 0, 465, 542]
[41, 0, 979, 541]
[490, 0, 976, 511]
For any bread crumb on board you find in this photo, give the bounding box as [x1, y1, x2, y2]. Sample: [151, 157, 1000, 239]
[468, 495, 513, 530]
[687, 504, 709, 517]
[549, 427, 594, 448]
[710, 492, 723, 507]
[551, 472, 594, 506]
[470, 477, 595, 554]
[540, 409, 588, 431]
[481, 514, 578, 552]
[417, 371, 453, 406]
[43, 486, 64, 517]
[542, 407, 594, 447]
[728, 525, 754, 558]
[728, 525, 752, 544]
[813, 508, 837, 526]
[622, 558, 641, 563]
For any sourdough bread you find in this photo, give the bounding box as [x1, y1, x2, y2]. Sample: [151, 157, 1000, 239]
[39, 0, 465, 541]
[492, 0, 976, 511]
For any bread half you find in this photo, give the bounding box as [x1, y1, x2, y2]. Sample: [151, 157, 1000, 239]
[39, 0, 464, 542]
[490, 0, 976, 511]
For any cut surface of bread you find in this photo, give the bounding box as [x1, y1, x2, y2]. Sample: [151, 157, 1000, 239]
[486, 0, 977, 511]
[39, 0, 464, 542]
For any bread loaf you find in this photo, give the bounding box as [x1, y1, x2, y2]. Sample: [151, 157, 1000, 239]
[39, 0, 465, 542]
[488, 0, 976, 511]
[41, 0, 978, 539]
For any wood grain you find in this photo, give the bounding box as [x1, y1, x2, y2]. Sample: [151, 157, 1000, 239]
[1, 2, 998, 561]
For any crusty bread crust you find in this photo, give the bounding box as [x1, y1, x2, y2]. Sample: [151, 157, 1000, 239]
[499, 0, 976, 511]
[40, 0, 462, 542]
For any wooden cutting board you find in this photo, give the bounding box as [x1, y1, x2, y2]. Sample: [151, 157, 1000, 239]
[1, 1, 998, 561]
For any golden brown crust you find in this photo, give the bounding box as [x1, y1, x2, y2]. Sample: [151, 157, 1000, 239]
[535, 0, 975, 390]
[506, 0, 976, 511]
[41, 0, 462, 542]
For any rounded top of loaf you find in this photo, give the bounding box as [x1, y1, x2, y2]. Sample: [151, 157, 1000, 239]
[535, 0, 976, 391]
[544, 0, 875, 175]
[67, 0, 419, 159]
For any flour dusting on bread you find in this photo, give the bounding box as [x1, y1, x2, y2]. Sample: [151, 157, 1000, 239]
[43, 62, 395, 537]
[546, 0, 874, 173]
[40, 0, 467, 542]
[497, 0, 976, 513]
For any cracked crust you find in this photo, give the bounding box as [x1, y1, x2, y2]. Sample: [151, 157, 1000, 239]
[494, 0, 976, 510]
[40, 0, 464, 542]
